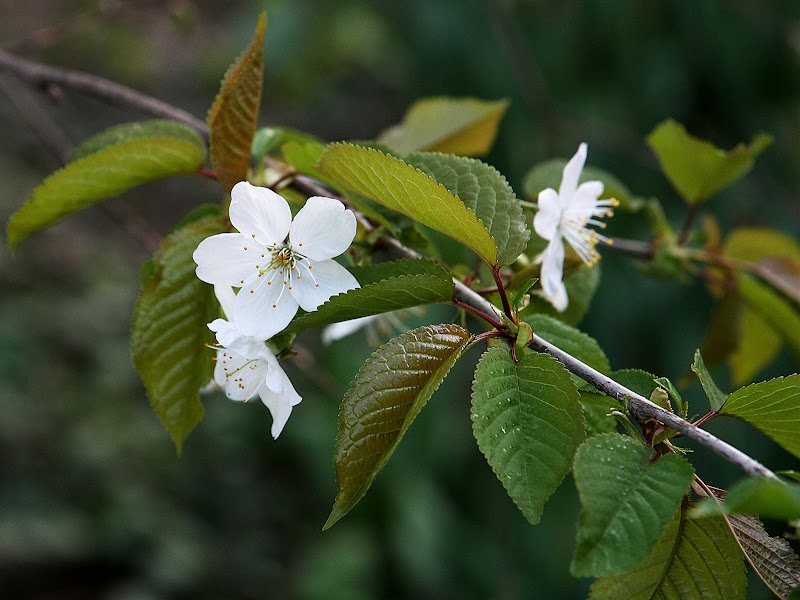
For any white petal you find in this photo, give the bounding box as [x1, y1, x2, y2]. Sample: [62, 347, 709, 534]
[234, 269, 299, 340]
[567, 181, 605, 221]
[321, 315, 378, 344]
[230, 182, 292, 246]
[534, 188, 561, 241]
[539, 238, 568, 312]
[214, 349, 268, 401]
[289, 196, 357, 260]
[214, 285, 237, 320]
[290, 258, 360, 312]
[258, 357, 302, 439]
[559, 143, 588, 200]
[194, 233, 261, 287]
[208, 318, 242, 348]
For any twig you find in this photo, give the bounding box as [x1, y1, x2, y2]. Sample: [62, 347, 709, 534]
[678, 203, 699, 245]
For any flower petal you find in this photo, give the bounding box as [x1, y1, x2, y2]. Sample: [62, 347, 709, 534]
[208, 318, 242, 348]
[534, 188, 561, 241]
[230, 181, 292, 246]
[559, 143, 588, 200]
[234, 269, 299, 340]
[214, 349, 268, 401]
[259, 354, 302, 439]
[539, 238, 568, 312]
[290, 258, 360, 312]
[194, 233, 261, 287]
[289, 196, 357, 260]
[213, 285, 237, 320]
[567, 180, 605, 221]
[321, 315, 378, 344]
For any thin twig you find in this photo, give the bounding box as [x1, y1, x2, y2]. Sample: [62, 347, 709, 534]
[678, 203, 699, 245]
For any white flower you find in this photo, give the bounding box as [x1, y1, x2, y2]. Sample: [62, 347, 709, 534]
[193, 181, 360, 341]
[533, 143, 617, 312]
[209, 285, 301, 439]
[321, 315, 380, 345]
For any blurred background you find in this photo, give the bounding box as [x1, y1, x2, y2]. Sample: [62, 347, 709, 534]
[1, 0, 799, 598]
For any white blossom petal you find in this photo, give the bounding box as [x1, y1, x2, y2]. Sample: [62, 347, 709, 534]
[534, 188, 561, 241]
[208, 318, 241, 348]
[194, 233, 261, 287]
[214, 285, 237, 320]
[289, 196, 357, 261]
[559, 142, 588, 199]
[539, 238, 568, 312]
[290, 258, 360, 312]
[230, 181, 292, 246]
[235, 270, 299, 340]
[321, 315, 378, 344]
[214, 348, 268, 401]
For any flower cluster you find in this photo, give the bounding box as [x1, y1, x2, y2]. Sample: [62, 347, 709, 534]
[194, 182, 360, 437]
[533, 143, 617, 312]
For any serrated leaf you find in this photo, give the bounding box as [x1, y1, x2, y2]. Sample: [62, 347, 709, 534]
[691, 349, 728, 411]
[377, 96, 508, 156]
[280, 260, 455, 336]
[580, 392, 619, 437]
[406, 152, 529, 265]
[8, 137, 206, 251]
[720, 374, 800, 460]
[727, 513, 800, 600]
[571, 433, 695, 577]
[131, 216, 227, 452]
[325, 324, 473, 529]
[348, 258, 451, 287]
[71, 120, 206, 162]
[590, 510, 747, 600]
[646, 119, 772, 204]
[525, 314, 610, 374]
[471, 348, 584, 524]
[316, 143, 498, 265]
[207, 12, 266, 193]
[738, 274, 800, 363]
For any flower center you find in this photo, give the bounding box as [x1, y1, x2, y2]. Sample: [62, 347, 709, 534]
[253, 242, 322, 308]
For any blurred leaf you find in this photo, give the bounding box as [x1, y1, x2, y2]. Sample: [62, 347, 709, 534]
[646, 119, 772, 204]
[317, 144, 498, 264]
[720, 374, 800, 460]
[522, 159, 638, 211]
[378, 97, 508, 156]
[738, 274, 800, 363]
[471, 348, 584, 524]
[131, 216, 226, 452]
[8, 137, 205, 251]
[702, 293, 744, 368]
[208, 12, 266, 193]
[727, 513, 800, 600]
[525, 313, 610, 374]
[579, 392, 619, 437]
[251, 127, 320, 162]
[571, 433, 694, 577]
[780, 471, 800, 483]
[725, 478, 800, 521]
[282, 141, 325, 178]
[590, 510, 746, 600]
[757, 257, 800, 305]
[526, 263, 602, 326]
[280, 260, 455, 335]
[723, 227, 800, 264]
[71, 120, 206, 162]
[325, 324, 473, 529]
[407, 152, 529, 265]
[691, 349, 728, 411]
[731, 308, 782, 387]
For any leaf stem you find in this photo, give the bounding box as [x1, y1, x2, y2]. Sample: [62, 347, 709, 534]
[198, 167, 218, 180]
[491, 265, 514, 320]
[452, 298, 504, 330]
[677, 203, 699, 245]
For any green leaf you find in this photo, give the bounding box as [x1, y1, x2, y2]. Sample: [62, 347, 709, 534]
[405, 152, 529, 265]
[325, 324, 473, 529]
[611, 369, 659, 399]
[280, 260, 455, 336]
[730, 306, 782, 387]
[281, 141, 326, 178]
[377, 96, 509, 156]
[725, 477, 800, 521]
[691, 349, 728, 411]
[723, 227, 800, 264]
[526, 262, 602, 326]
[646, 119, 772, 204]
[580, 392, 619, 437]
[207, 11, 266, 193]
[251, 126, 320, 162]
[525, 314, 610, 374]
[726, 513, 800, 600]
[8, 137, 206, 251]
[316, 143, 498, 265]
[738, 274, 800, 364]
[131, 216, 227, 452]
[720, 374, 800, 460]
[471, 348, 584, 524]
[71, 120, 206, 162]
[590, 510, 747, 600]
[571, 433, 695, 577]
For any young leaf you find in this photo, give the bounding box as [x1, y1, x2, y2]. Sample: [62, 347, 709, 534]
[646, 119, 772, 204]
[316, 143, 498, 265]
[730, 307, 783, 387]
[571, 433, 695, 577]
[723, 227, 800, 264]
[251, 126, 320, 162]
[691, 349, 728, 411]
[738, 273, 800, 363]
[325, 324, 474, 529]
[8, 137, 206, 251]
[525, 314, 611, 374]
[207, 11, 266, 193]
[377, 96, 509, 156]
[131, 216, 227, 452]
[727, 512, 800, 599]
[590, 510, 747, 600]
[720, 374, 800, 460]
[405, 152, 529, 265]
[471, 348, 584, 524]
[71, 120, 205, 162]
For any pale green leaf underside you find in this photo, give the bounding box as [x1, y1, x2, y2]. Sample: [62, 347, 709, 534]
[406, 152, 529, 265]
[471, 348, 584, 525]
[590, 511, 747, 600]
[646, 119, 772, 204]
[720, 374, 800, 460]
[8, 137, 206, 251]
[72, 120, 206, 162]
[280, 259, 455, 336]
[131, 216, 227, 452]
[325, 324, 474, 529]
[316, 143, 498, 265]
[571, 433, 695, 577]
